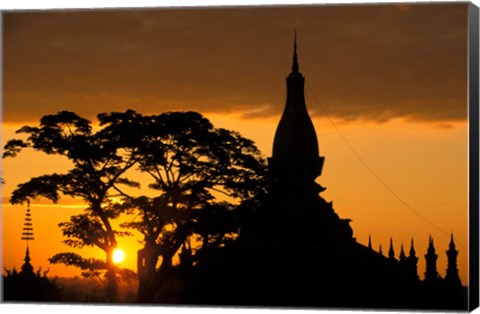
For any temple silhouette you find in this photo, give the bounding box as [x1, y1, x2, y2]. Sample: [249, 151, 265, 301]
[2, 203, 62, 302]
[179, 34, 468, 310]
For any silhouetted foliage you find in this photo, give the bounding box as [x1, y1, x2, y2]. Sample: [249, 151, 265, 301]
[3, 109, 268, 304]
[3, 111, 141, 302]
[99, 110, 268, 302]
[49, 253, 137, 292]
[49, 253, 106, 282]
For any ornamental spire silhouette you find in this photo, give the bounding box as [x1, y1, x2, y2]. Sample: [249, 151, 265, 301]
[399, 244, 406, 261]
[388, 238, 395, 261]
[424, 236, 439, 284]
[406, 238, 420, 283]
[270, 30, 324, 182]
[21, 201, 34, 274]
[292, 30, 299, 73]
[445, 233, 461, 287]
[21, 201, 34, 245]
[409, 238, 416, 257]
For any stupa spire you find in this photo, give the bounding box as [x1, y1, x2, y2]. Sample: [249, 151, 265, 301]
[399, 244, 406, 261]
[424, 235, 439, 284]
[24, 246, 31, 263]
[388, 237, 395, 260]
[21, 201, 34, 246]
[409, 238, 416, 257]
[270, 31, 324, 181]
[292, 30, 299, 73]
[406, 238, 419, 282]
[21, 201, 34, 274]
[448, 233, 457, 250]
[445, 233, 461, 287]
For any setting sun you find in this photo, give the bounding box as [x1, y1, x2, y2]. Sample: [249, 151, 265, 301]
[112, 248, 125, 264]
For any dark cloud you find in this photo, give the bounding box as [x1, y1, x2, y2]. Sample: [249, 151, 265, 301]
[3, 3, 468, 123]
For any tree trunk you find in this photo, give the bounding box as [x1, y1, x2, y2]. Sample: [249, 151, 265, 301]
[137, 254, 173, 303]
[137, 245, 159, 302]
[136, 227, 187, 303]
[105, 248, 120, 302]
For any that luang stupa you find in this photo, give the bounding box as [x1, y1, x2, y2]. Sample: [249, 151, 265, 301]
[176, 34, 467, 310]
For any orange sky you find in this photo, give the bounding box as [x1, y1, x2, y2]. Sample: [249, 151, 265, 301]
[1, 3, 471, 284]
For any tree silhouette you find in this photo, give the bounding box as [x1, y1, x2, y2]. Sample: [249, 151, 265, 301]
[99, 110, 268, 302]
[3, 111, 140, 302]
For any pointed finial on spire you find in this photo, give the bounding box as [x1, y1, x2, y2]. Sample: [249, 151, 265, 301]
[21, 244, 34, 274]
[445, 232, 460, 286]
[20, 202, 35, 274]
[399, 244, 406, 261]
[427, 235, 437, 254]
[449, 233, 457, 251]
[368, 235, 372, 250]
[388, 237, 395, 260]
[24, 246, 31, 264]
[292, 30, 299, 73]
[379, 244, 383, 256]
[409, 238, 416, 257]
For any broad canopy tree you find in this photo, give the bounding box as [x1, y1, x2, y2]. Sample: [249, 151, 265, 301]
[3, 111, 140, 302]
[3, 110, 268, 303]
[99, 111, 267, 302]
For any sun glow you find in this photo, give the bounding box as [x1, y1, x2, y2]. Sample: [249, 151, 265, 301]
[112, 248, 125, 264]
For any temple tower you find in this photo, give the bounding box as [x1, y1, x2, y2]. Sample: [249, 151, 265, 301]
[21, 203, 35, 276]
[268, 31, 325, 189]
[264, 32, 352, 246]
[388, 238, 396, 262]
[445, 234, 461, 288]
[406, 238, 419, 283]
[399, 244, 406, 262]
[424, 236, 439, 285]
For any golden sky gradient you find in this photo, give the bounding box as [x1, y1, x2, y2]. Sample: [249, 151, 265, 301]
[1, 3, 470, 284]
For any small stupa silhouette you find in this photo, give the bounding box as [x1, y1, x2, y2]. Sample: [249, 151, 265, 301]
[20, 201, 35, 276]
[3, 201, 63, 301]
